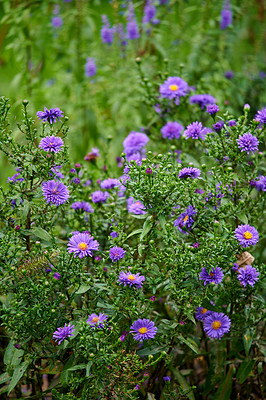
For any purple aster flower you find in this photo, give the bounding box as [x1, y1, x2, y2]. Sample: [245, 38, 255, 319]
[39, 135, 64, 153]
[203, 312, 231, 339]
[195, 307, 212, 321]
[150, 296, 156, 301]
[213, 121, 225, 132]
[87, 312, 108, 329]
[71, 201, 94, 213]
[36, 107, 64, 124]
[91, 190, 110, 204]
[83, 179, 92, 187]
[237, 265, 259, 287]
[130, 319, 157, 342]
[199, 267, 224, 285]
[183, 121, 208, 140]
[42, 180, 69, 206]
[50, 165, 64, 180]
[100, 178, 120, 189]
[174, 205, 197, 235]
[189, 94, 216, 110]
[52, 16, 63, 28]
[220, 0, 232, 30]
[207, 104, 220, 115]
[227, 119, 236, 127]
[123, 131, 149, 158]
[254, 175, 266, 192]
[127, 197, 146, 215]
[224, 70, 234, 79]
[135, 384, 140, 390]
[234, 224, 259, 247]
[7, 170, 24, 184]
[146, 167, 153, 174]
[127, 2, 139, 39]
[161, 121, 184, 140]
[53, 323, 75, 344]
[237, 133, 259, 154]
[143, 0, 156, 24]
[159, 76, 189, 105]
[163, 376, 171, 382]
[178, 167, 201, 179]
[85, 58, 97, 77]
[255, 107, 266, 127]
[118, 271, 145, 288]
[232, 263, 239, 272]
[53, 272, 61, 280]
[67, 232, 99, 258]
[101, 15, 113, 44]
[110, 231, 118, 239]
[109, 246, 126, 262]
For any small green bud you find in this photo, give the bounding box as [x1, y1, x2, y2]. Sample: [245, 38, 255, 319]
[170, 145, 176, 150]
[51, 309, 56, 313]
[149, 239, 154, 244]
[157, 154, 163, 159]
[201, 164, 206, 169]
[136, 57, 141, 64]
[64, 116, 69, 121]
[107, 135, 112, 140]
[142, 158, 147, 162]
[23, 99, 29, 105]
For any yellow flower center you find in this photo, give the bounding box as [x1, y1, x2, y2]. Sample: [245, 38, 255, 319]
[78, 242, 88, 251]
[139, 327, 148, 334]
[183, 215, 188, 222]
[128, 274, 136, 281]
[243, 231, 252, 240]
[92, 317, 99, 323]
[201, 308, 208, 314]
[212, 321, 222, 330]
[169, 84, 178, 91]
[135, 202, 140, 205]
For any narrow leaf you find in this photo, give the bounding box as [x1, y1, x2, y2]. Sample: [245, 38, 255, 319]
[31, 227, 52, 242]
[236, 359, 256, 384]
[213, 364, 234, 400]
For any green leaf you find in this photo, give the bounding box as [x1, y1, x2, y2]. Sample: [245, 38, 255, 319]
[236, 359, 256, 384]
[31, 227, 52, 242]
[172, 369, 195, 400]
[137, 346, 167, 357]
[21, 199, 30, 221]
[140, 217, 152, 242]
[238, 214, 249, 225]
[86, 361, 93, 376]
[7, 361, 30, 395]
[67, 364, 86, 372]
[213, 364, 234, 400]
[0, 372, 10, 385]
[243, 328, 254, 356]
[127, 229, 143, 239]
[158, 215, 166, 232]
[4, 342, 24, 368]
[177, 335, 200, 354]
[76, 284, 90, 295]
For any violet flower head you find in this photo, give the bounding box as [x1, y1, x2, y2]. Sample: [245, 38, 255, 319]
[109, 246, 126, 262]
[84, 147, 100, 161]
[174, 205, 197, 235]
[50, 165, 64, 180]
[234, 224, 259, 248]
[163, 376, 171, 382]
[237, 133, 259, 155]
[203, 312, 231, 339]
[42, 180, 69, 206]
[127, 2, 139, 39]
[161, 121, 184, 140]
[36, 107, 64, 124]
[207, 104, 220, 115]
[39, 135, 64, 153]
[101, 15, 113, 44]
[183, 121, 208, 140]
[85, 58, 97, 77]
[123, 131, 149, 158]
[52, 16, 63, 28]
[91, 190, 110, 204]
[254, 175, 266, 192]
[87, 312, 108, 329]
[232, 263, 239, 272]
[53, 272, 61, 280]
[220, 0, 232, 30]
[189, 94, 216, 110]
[53, 323, 75, 344]
[255, 107, 266, 127]
[110, 231, 118, 239]
[213, 121, 225, 132]
[127, 197, 146, 215]
[7, 170, 24, 184]
[100, 178, 120, 189]
[159, 76, 189, 105]
[67, 232, 99, 258]
[237, 265, 259, 287]
[199, 267, 224, 285]
[178, 167, 201, 179]
[130, 319, 157, 342]
[224, 70, 234, 79]
[142, 0, 156, 24]
[71, 201, 94, 213]
[118, 271, 145, 288]
[195, 307, 212, 321]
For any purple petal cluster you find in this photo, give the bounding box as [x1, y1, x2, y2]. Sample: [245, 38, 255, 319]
[159, 76, 189, 105]
[237, 265, 259, 287]
[118, 271, 145, 288]
[213, 121, 225, 132]
[203, 312, 231, 339]
[254, 175, 266, 192]
[100, 178, 120, 189]
[52, 16, 63, 28]
[39, 135, 64, 153]
[174, 205, 197, 235]
[143, 0, 156, 24]
[36, 107, 64, 124]
[53, 323, 75, 344]
[206, 104, 220, 115]
[255, 107, 266, 126]
[123, 131, 149, 161]
[130, 319, 157, 341]
[71, 201, 94, 213]
[234, 224, 259, 248]
[87, 312, 108, 329]
[127, 197, 146, 215]
[85, 57, 97, 77]
[178, 167, 201, 179]
[199, 267, 224, 285]
[109, 246, 126, 262]
[67, 232, 99, 258]
[161, 121, 184, 140]
[189, 94, 216, 110]
[91, 190, 110, 204]
[101, 15, 113, 44]
[195, 307, 212, 321]
[7, 168, 24, 184]
[237, 133, 259, 154]
[127, 2, 139, 39]
[183, 121, 208, 140]
[220, 0, 232, 30]
[42, 180, 69, 206]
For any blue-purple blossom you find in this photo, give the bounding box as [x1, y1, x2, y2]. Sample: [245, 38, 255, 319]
[109, 246, 126, 262]
[118, 271, 145, 288]
[71, 201, 94, 213]
[123, 131, 149, 159]
[159, 76, 189, 105]
[224, 70, 234, 79]
[199, 267, 224, 285]
[7, 168, 24, 184]
[100, 178, 120, 189]
[161, 121, 183, 140]
[42, 180, 69, 206]
[183, 121, 208, 140]
[101, 15, 113, 44]
[234, 224, 259, 247]
[53, 323, 75, 344]
[237, 133, 259, 154]
[52, 16, 63, 28]
[85, 58, 97, 77]
[255, 107, 266, 126]
[91, 190, 110, 204]
[143, 0, 156, 24]
[195, 307, 212, 321]
[110, 231, 118, 239]
[39, 135, 64, 153]
[163, 376, 171, 382]
[203, 312, 231, 339]
[127, 197, 146, 215]
[254, 175, 266, 191]
[130, 319, 157, 341]
[87, 312, 108, 329]
[67, 232, 99, 258]
[174, 205, 197, 235]
[50, 165, 64, 180]
[232, 263, 239, 272]
[127, 2, 139, 39]
[178, 167, 201, 179]
[189, 94, 216, 110]
[237, 265, 259, 287]
[84, 148, 100, 161]
[213, 121, 225, 132]
[36, 107, 64, 124]
[220, 0, 232, 30]
[207, 104, 220, 115]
